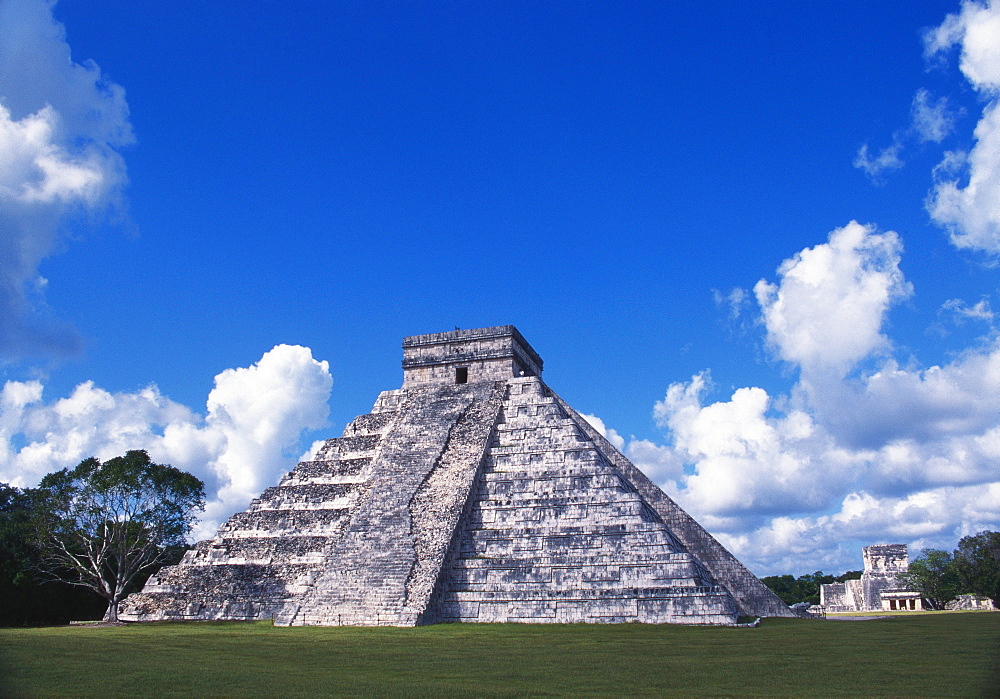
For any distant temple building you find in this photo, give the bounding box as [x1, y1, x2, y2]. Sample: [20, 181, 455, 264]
[820, 544, 923, 612]
[121, 326, 793, 626]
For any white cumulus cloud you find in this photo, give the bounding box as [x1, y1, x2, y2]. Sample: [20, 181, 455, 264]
[601, 222, 1000, 574]
[580, 413, 625, 451]
[652, 372, 862, 533]
[753, 221, 911, 378]
[925, 0, 1000, 254]
[0, 345, 333, 540]
[200, 344, 334, 529]
[0, 0, 132, 362]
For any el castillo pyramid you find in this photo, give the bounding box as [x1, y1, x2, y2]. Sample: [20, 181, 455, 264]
[121, 326, 792, 625]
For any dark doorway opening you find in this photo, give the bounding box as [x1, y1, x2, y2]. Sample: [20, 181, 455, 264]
[455, 367, 469, 384]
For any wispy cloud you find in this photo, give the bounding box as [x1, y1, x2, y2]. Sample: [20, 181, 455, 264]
[854, 89, 959, 182]
[854, 141, 904, 180]
[712, 286, 750, 322]
[941, 296, 995, 323]
[911, 88, 957, 144]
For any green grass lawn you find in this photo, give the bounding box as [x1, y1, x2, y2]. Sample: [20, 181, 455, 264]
[1, 613, 998, 696]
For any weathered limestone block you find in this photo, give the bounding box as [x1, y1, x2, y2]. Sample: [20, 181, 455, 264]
[946, 594, 996, 610]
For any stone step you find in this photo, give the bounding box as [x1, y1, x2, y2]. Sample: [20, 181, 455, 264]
[457, 521, 667, 537]
[444, 585, 724, 601]
[487, 442, 595, 457]
[500, 403, 565, 420]
[252, 483, 361, 507]
[458, 537, 681, 558]
[448, 563, 705, 587]
[437, 595, 737, 625]
[341, 411, 397, 436]
[459, 535, 679, 554]
[469, 497, 652, 517]
[495, 417, 577, 432]
[451, 549, 691, 568]
[490, 435, 591, 451]
[473, 495, 647, 512]
[488, 448, 608, 466]
[324, 434, 383, 457]
[215, 535, 333, 559]
[492, 418, 578, 430]
[482, 463, 610, 480]
[284, 457, 373, 481]
[222, 508, 350, 533]
[475, 481, 629, 500]
[147, 562, 316, 594]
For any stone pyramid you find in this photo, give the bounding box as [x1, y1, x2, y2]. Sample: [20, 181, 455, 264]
[121, 326, 792, 625]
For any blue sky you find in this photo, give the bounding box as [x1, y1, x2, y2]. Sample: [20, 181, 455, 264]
[2, 0, 999, 576]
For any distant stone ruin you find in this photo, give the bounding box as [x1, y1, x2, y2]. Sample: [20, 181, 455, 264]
[820, 544, 923, 612]
[945, 594, 996, 611]
[121, 326, 793, 626]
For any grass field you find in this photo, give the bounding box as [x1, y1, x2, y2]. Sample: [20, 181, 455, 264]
[1, 612, 998, 696]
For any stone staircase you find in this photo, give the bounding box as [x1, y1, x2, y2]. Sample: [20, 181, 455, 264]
[276, 381, 505, 626]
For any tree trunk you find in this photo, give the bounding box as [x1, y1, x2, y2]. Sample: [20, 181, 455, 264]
[103, 599, 119, 623]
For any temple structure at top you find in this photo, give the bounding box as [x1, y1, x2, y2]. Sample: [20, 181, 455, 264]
[401, 326, 543, 387]
[121, 325, 793, 626]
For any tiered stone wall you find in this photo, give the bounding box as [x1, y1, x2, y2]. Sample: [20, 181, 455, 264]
[427, 377, 740, 625]
[820, 579, 863, 611]
[120, 407, 400, 621]
[558, 394, 794, 619]
[946, 594, 997, 610]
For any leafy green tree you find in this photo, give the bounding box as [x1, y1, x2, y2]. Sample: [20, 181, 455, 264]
[760, 574, 799, 605]
[953, 531, 1000, 606]
[834, 570, 864, 582]
[899, 549, 961, 609]
[796, 571, 833, 605]
[33, 451, 205, 622]
[0, 484, 106, 626]
[0, 484, 33, 589]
